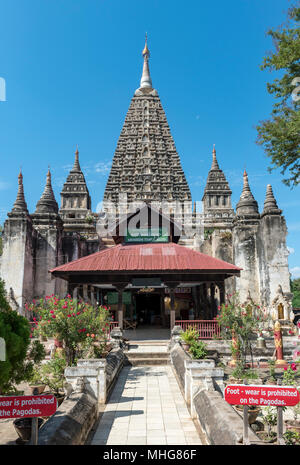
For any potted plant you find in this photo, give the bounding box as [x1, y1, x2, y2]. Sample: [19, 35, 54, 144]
[40, 353, 67, 406]
[28, 366, 46, 395]
[180, 328, 198, 351]
[234, 405, 261, 425]
[257, 406, 278, 443]
[13, 417, 44, 443]
[188, 340, 208, 360]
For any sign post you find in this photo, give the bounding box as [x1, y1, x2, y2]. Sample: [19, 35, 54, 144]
[242, 379, 250, 445]
[0, 394, 57, 444]
[224, 383, 300, 445]
[276, 380, 285, 445]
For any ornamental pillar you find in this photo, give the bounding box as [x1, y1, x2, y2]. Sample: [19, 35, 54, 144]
[274, 320, 287, 366]
[115, 284, 127, 330]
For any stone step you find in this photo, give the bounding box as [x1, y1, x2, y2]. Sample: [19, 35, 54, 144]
[125, 357, 170, 366]
[127, 340, 169, 345]
[126, 352, 169, 359]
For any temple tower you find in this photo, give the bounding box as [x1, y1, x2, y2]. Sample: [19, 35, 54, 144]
[31, 169, 64, 298]
[103, 38, 191, 209]
[232, 170, 261, 303]
[59, 147, 98, 261]
[0, 171, 35, 313]
[200, 146, 235, 268]
[202, 145, 234, 228]
[257, 184, 290, 307]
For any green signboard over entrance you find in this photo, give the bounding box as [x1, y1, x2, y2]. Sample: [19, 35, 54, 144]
[107, 291, 131, 305]
[125, 228, 169, 243]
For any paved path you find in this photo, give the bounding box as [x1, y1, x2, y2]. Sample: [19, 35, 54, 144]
[91, 365, 203, 445]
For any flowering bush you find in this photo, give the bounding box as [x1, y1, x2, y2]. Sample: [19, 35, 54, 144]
[216, 292, 268, 364]
[283, 363, 298, 385]
[27, 295, 111, 365]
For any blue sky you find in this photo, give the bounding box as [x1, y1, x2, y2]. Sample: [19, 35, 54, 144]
[0, 0, 299, 278]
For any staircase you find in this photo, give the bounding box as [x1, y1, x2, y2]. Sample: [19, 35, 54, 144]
[124, 341, 170, 366]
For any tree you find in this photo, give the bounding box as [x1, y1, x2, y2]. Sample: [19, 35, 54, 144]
[291, 278, 300, 307]
[256, 3, 300, 187]
[0, 279, 32, 393]
[28, 295, 111, 365]
[0, 224, 3, 256]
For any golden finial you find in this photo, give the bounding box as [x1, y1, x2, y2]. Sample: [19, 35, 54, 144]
[75, 144, 79, 156]
[142, 32, 150, 57]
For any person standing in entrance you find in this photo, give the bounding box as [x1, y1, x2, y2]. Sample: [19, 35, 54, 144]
[189, 302, 195, 320]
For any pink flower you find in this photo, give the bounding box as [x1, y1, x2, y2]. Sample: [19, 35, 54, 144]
[52, 315, 56, 319]
[291, 363, 297, 371]
[67, 314, 71, 318]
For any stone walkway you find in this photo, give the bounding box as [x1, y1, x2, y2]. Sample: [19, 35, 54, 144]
[90, 365, 204, 445]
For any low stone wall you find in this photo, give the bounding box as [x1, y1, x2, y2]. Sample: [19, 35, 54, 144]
[106, 348, 125, 399]
[65, 348, 125, 404]
[204, 337, 296, 363]
[39, 348, 125, 445]
[193, 389, 260, 445]
[170, 342, 191, 390]
[38, 391, 98, 445]
[170, 342, 263, 445]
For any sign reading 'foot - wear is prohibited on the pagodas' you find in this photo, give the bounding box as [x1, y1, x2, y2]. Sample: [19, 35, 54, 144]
[224, 385, 300, 407]
[0, 395, 57, 419]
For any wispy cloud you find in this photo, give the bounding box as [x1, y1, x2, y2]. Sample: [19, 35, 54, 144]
[94, 161, 112, 175]
[288, 223, 300, 232]
[291, 267, 300, 279]
[0, 181, 10, 191]
[287, 246, 295, 255]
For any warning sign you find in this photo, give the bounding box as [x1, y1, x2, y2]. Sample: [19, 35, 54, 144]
[0, 395, 57, 419]
[224, 385, 300, 407]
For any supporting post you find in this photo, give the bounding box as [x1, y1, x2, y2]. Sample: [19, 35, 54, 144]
[30, 387, 39, 445]
[118, 289, 123, 330]
[165, 282, 179, 330]
[91, 286, 96, 306]
[30, 418, 38, 445]
[83, 284, 88, 302]
[242, 379, 250, 445]
[277, 379, 285, 445]
[170, 288, 175, 330]
[115, 284, 127, 330]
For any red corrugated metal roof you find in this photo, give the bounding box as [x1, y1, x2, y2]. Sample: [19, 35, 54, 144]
[50, 243, 241, 274]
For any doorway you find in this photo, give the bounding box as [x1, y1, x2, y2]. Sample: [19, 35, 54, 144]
[135, 293, 162, 326]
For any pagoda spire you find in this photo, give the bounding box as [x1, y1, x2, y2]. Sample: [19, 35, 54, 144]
[211, 144, 220, 170]
[236, 170, 259, 215]
[262, 184, 282, 215]
[35, 168, 58, 214]
[140, 33, 152, 89]
[11, 169, 28, 213]
[71, 145, 81, 172]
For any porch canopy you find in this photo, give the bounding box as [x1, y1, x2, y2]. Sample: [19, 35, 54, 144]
[50, 242, 241, 328]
